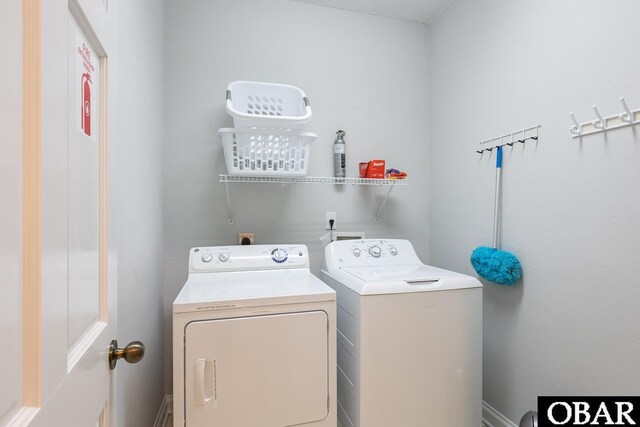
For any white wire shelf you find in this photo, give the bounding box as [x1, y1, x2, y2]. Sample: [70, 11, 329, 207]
[219, 174, 408, 224]
[219, 174, 408, 186]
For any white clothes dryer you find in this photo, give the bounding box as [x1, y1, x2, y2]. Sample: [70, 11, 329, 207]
[173, 244, 336, 427]
[321, 239, 482, 427]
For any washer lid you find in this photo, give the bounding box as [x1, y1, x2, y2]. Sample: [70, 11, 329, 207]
[327, 264, 481, 295]
[341, 263, 463, 282]
[173, 269, 335, 314]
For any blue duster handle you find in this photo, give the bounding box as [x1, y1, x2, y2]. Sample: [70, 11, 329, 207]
[493, 147, 502, 248]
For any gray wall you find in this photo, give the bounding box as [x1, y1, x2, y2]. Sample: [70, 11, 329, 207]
[115, 1, 165, 425]
[163, 0, 429, 393]
[427, 0, 640, 422]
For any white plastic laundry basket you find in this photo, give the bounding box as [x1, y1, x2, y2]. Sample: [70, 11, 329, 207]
[226, 81, 312, 129]
[218, 128, 316, 176]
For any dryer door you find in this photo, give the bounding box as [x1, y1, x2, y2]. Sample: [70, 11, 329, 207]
[184, 311, 329, 426]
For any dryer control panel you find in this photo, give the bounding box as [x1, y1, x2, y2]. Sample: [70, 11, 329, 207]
[190, 244, 309, 273]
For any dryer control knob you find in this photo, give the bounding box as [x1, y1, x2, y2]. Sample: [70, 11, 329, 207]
[389, 247, 398, 256]
[271, 248, 288, 263]
[353, 248, 361, 257]
[201, 253, 213, 263]
[218, 252, 229, 262]
[369, 245, 382, 258]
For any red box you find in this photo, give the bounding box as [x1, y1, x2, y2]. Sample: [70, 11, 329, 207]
[359, 160, 386, 178]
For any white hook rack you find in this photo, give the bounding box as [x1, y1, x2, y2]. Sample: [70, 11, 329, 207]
[569, 97, 640, 138]
[476, 125, 541, 154]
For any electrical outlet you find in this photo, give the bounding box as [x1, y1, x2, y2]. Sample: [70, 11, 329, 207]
[238, 233, 255, 245]
[325, 212, 336, 230]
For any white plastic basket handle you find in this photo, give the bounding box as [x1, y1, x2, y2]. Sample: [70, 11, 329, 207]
[225, 89, 310, 107]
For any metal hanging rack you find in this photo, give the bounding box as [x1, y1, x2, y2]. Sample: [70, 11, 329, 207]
[219, 174, 408, 224]
[569, 97, 640, 138]
[476, 125, 541, 154]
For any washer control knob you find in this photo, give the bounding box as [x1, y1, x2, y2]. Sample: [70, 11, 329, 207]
[389, 247, 398, 256]
[218, 252, 229, 262]
[369, 245, 382, 258]
[353, 248, 361, 257]
[201, 253, 213, 263]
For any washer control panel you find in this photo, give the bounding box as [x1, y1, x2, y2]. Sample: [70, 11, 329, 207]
[190, 244, 308, 273]
[325, 239, 422, 269]
[346, 240, 400, 259]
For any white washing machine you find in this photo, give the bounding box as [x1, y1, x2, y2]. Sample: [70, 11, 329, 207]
[173, 244, 337, 427]
[320, 239, 482, 427]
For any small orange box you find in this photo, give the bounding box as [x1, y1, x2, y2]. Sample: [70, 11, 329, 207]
[360, 160, 386, 178]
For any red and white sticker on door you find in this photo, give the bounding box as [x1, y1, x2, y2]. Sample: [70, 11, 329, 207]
[76, 30, 98, 141]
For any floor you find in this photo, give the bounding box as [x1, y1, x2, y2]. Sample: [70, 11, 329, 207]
[166, 415, 345, 426]
[166, 414, 486, 426]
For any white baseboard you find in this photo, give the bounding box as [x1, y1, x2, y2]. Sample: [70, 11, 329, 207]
[157, 395, 510, 427]
[153, 395, 173, 427]
[483, 401, 518, 427]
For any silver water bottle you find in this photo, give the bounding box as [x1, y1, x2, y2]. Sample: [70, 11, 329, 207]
[334, 130, 346, 178]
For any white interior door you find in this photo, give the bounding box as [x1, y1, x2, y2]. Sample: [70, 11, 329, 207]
[0, 1, 121, 426]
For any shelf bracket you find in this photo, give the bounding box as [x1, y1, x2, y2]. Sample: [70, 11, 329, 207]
[224, 181, 233, 224]
[374, 186, 395, 222]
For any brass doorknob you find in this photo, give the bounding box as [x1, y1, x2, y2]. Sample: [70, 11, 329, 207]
[109, 340, 145, 370]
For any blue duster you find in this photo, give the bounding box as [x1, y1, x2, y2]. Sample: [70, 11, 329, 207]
[471, 246, 521, 286]
[471, 146, 522, 286]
